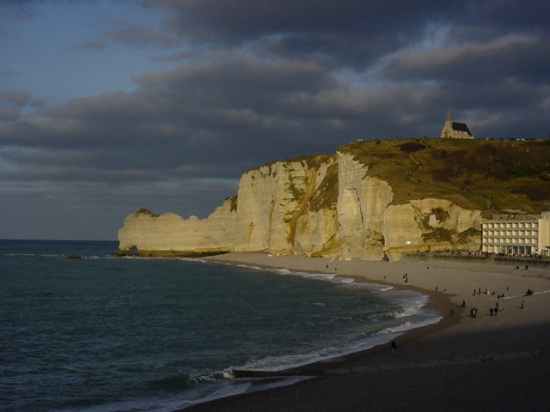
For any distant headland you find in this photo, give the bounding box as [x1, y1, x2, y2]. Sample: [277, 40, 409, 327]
[117, 137, 550, 261]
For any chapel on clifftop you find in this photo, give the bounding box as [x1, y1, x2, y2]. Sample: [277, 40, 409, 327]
[440, 109, 474, 139]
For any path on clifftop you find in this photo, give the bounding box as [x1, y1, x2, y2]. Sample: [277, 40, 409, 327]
[408, 153, 422, 183]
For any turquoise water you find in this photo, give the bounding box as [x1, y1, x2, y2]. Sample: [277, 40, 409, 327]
[0, 240, 439, 411]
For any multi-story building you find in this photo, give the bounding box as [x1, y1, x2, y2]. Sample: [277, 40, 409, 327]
[481, 212, 550, 257]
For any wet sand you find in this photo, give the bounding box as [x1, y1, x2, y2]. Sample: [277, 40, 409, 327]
[181, 253, 550, 412]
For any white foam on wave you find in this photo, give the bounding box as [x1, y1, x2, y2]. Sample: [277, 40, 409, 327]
[237, 329, 401, 373]
[301, 301, 326, 307]
[394, 293, 430, 318]
[234, 263, 341, 283]
[379, 315, 442, 334]
[180, 375, 313, 411]
[236, 294, 441, 374]
[4, 253, 61, 258]
[240, 349, 338, 371]
[301, 272, 338, 281]
[201, 258, 441, 374]
[376, 285, 394, 292]
[204, 260, 387, 292]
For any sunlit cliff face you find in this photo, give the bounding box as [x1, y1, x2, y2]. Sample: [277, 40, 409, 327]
[118, 147, 482, 261]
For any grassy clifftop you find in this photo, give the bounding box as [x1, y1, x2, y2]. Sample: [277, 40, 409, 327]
[340, 138, 550, 215]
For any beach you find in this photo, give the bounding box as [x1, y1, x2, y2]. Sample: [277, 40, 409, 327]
[183, 253, 550, 412]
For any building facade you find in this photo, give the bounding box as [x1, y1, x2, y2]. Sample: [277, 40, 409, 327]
[481, 212, 550, 256]
[440, 109, 474, 139]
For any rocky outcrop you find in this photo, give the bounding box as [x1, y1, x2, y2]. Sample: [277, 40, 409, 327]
[336, 153, 394, 260]
[234, 156, 338, 254]
[117, 148, 482, 260]
[117, 199, 239, 256]
[382, 200, 481, 261]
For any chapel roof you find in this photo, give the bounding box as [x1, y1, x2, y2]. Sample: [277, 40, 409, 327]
[452, 121, 473, 135]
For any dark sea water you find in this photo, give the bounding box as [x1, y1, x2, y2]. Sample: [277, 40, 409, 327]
[0, 240, 440, 412]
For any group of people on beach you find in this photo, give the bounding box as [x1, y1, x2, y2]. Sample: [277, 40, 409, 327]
[466, 282, 537, 317]
[466, 284, 512, 318]
[390, 269, 537, 354]
[489, 302, 500, 316]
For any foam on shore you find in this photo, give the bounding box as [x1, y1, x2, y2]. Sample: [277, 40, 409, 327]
[182, 253, 550, 412]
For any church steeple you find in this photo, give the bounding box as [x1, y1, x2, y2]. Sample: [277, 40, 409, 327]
[440, 109, 474, 139]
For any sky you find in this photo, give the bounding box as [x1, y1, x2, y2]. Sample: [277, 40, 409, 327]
[1, 0, 550, 241]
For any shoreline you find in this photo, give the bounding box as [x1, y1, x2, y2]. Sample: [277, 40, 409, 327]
[183, 252, 550, 412]
[209, 254, 460, 378]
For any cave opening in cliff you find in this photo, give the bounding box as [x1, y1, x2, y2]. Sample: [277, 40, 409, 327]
[129, 246, 138, 255]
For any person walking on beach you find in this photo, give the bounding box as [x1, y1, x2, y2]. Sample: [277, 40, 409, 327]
[391, 340, 397, 354]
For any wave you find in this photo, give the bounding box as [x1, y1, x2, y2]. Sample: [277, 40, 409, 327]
[379, 315, 442, 334]
[238, 333, 385, 372]
[236, 309, 441, 374]
[394, 293, 430, 318]
[144, 370, 311, 411]
[227, 262, 389, 289]
[200, 257, 441, 370]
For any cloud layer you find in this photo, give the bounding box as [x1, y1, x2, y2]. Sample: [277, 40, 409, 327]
[1, 0, 549, 239]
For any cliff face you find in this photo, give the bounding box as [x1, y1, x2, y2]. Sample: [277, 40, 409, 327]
[234, 156, 339, 255]
[117, 199, 239, 256]
[118, 148, 482, 260]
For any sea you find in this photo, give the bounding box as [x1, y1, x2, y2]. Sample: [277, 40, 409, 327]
[0, 240, 441, 412]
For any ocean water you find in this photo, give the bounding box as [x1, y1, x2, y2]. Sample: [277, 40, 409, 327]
[0, 240, 440, 412]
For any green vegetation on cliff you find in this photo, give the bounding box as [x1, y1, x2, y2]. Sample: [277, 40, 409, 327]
[339, 138, 550, 215]
[240, 138, 549, 217]
[309, 162, 339, 212]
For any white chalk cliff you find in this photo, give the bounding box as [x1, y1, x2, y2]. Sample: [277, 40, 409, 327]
[118, 149, 482, 261]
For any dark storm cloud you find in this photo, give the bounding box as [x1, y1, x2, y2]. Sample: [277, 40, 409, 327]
[458, 1, 550, 35]
[384, 35, 550, 85]
[1, 54, 345, 173]
[152, 0, 457, 69]
[0, 51, 445, 192]
[156, 0, 445, 39]
[2, 0, 550, 239]
[149, 0, 550, 70]
[1, 42, 547, 190]
[2, 1, 549, 152]
[162, 0, 549, 41]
